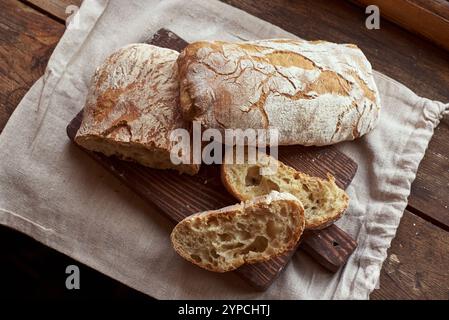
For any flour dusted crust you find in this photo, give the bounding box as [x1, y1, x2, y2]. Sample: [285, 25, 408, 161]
[75, 44, 199, 175]
[178, 39, 381, 146]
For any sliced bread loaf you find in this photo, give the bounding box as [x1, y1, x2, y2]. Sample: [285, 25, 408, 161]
[170, 191, 305, 272]
[221, 153, 349, 229]
[75, 44, 199, 175]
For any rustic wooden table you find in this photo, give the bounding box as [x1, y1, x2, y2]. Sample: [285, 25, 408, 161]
[0, 0, 448, 299]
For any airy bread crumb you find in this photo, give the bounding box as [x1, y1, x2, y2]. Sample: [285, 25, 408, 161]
[221, 153, 349, 229]
[170, 191, 305, 272]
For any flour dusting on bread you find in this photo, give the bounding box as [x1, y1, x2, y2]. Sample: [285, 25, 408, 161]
[178, 39, 381, 146]
[75, 44, 199, 175]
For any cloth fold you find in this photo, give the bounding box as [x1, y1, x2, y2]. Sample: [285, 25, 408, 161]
[0, 0, 447, 299]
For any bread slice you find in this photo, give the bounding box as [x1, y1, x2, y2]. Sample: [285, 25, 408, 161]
[75, 44, 199, 175]
[221, 153, 349, 230]
[170, 191, 305, 272]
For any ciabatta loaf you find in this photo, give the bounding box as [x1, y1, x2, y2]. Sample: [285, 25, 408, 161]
[221, 153, 349, 229]
[75, 44, 199, 175]
[178, 39, 381, 146]
[170, 191, 305, 272]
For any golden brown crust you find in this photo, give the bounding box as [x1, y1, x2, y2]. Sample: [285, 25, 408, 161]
[221, 154, 349, 230]
[76, 44, 199, 175]
[221, 163, 246, 200]
[177, 39, 381, 146]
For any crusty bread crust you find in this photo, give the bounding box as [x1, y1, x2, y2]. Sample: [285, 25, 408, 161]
[170, 192, 305, 272]
[178, 39, 381, 146]
[75, 44, 199, 175]
[221, 154, 349, 230]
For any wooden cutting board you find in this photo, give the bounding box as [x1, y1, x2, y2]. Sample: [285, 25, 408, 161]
[67, 29, 358, 290]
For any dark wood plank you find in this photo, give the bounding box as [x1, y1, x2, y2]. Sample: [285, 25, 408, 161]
[371, 210, 449, 299]
[24, 0, 82, 21]
[352, 0, 449, 52]
[409, 118, 449, 229]
[301, 227, 358, 272]
[0, 0, 64, 133]
[145, 28, 188, 51]
[411, 0, 449, 21]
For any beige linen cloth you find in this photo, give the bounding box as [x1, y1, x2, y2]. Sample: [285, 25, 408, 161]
[0, 0, 448, 299]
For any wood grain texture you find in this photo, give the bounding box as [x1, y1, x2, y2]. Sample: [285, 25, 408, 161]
[409, 119, 449, 229]
[411, 0, 449, 21]
[352, 0, 449, 52]
[24, 0, 82, 21]
[301, 227, 358, 272]
[371, 210, 449, 299]
[66, 30, 358, 290]
[0, 0, 64, 133]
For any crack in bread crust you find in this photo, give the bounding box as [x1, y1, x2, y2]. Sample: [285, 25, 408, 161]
[178, 39, 381, 146]
[76, 44, 199, 175]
